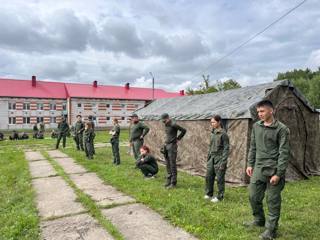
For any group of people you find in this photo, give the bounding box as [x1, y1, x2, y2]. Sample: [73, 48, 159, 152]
[50, 99, 288, 240]
[125, 100, 290, 240]
[33, 122, 45, 139]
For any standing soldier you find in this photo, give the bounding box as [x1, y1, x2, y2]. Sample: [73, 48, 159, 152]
[88, 115, 96, 155]
[74, 115, 85, 151]
[83, 121, 95, 159]
[161, 113, 186, 189]
[110, 118, 121, 165]
[33, 123, 38, 138]
[244, 100, 290, 240]
[55, 116, 70, 149]
[39, 121, 45, 134]
[204, 115, 229, 203]
[129, 114, 150, 161]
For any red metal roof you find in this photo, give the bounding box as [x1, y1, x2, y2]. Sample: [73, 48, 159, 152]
[0, 78, 181, 100]
[0, 78, 67, 99]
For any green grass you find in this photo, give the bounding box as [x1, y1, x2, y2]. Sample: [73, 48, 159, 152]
[42, 152, 124, 240]
[0, 147, 40, 240]
[62, 146, 320, 240]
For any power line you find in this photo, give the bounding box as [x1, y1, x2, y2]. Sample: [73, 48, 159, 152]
[189, 0, 308, 82]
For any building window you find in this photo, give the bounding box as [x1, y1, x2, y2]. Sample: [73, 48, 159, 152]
[77, 103, 82, 108]
[8, 103, 16, 110]
[121, 117, 125, 120]
[37, 117, 44, 123]
[50, 117, 56, 123]
[23, 103, 30, 110]
[121, 104, 125, 108]
[106, 104, 110, 108]
[50, 103, 56, 110]
[37, 103, 44, 110]
[23, 117, 30, 124]
[9, 117, 16, 124]
[92, 103, 96, 108]
[106, 117, 110, 120]
[62, 103, 67, 111]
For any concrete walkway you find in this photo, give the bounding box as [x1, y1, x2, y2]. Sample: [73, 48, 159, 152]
[25, 150, 197, 240]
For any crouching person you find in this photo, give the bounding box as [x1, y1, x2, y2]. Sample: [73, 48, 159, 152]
[83, 121, 95, 160]
[136, 145, 158, 179]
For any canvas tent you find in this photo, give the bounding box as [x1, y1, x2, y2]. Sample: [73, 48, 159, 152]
[135, 80, 320, 184]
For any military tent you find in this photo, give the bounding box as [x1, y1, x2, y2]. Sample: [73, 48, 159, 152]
[135, 80, 320, 184]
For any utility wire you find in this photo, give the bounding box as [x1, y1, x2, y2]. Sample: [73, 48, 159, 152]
[189, 0, 308, 82]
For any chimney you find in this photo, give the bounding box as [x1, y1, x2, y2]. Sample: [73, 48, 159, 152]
[179, 90, 185, 96]
[125, 83, 130, 90]
[32, 76, 36, 87]
[93, 80, 98, 88]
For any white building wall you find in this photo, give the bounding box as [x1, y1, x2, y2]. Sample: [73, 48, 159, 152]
[0, 99, 9, 129]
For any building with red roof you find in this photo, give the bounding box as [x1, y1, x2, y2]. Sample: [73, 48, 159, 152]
[0, 76, 183, 129]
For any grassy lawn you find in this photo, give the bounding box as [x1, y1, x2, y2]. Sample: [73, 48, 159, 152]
[63, 146, 320, 240]
[0, 147, 40, 240]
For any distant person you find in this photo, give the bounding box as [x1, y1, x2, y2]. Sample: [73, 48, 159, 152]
[136, 145, 158, 179]
[9, 130, 19, 140]
[55, 117, 69, 149]
[110, 118, 121, 165]
[0, 132, 4, 141]
[37, 132, 44, 139]
[83, 121, 95, 160]
[244, 100, 290, 240]
[39, 121, 45, 134]
[129, 114, 150, 161]
[51, 129, 57, 138]
[204, 115, 230, 203]
[74, 115, 85, 151]
[88, 115, 96, 155]
[20, 132, 29, 140]
[33, 123, 38, 138]
[161, 113, 186, 189]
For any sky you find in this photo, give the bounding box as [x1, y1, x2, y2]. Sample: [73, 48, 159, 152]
[0, 0, 319, 92]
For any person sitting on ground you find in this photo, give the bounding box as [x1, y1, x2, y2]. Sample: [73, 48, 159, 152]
[136, 145, 159, 179]
[51, 129, 58, 138]
[37, 131, 44, 139]
[20, 132, 29, 140]
[9, 130, 19, 140]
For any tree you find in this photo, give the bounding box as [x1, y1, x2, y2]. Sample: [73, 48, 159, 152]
[186, 76, 241, 95]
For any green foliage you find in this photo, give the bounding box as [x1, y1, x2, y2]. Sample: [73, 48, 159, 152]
[0, 147, 40, 240]
[186, 75, 241, 95]
[275, 67, 320, 108]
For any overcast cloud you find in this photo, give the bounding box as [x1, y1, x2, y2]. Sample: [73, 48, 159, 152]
[0, 0, 319, 91]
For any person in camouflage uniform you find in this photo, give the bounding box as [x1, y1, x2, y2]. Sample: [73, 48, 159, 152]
[74, 115, 85, 151]
[244, 100, 290, 240]
[136, 145, 158, 179]
[55, 117, 69, 149]
[161, 113, 186, 189]
[83, 121, 95, 160]
[88, 115, 96, 155]
[129, 114, 150, 161]
[110, 118, 121, 165]
[204, 115, 230, 203]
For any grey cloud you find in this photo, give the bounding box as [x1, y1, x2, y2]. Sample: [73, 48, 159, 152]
[31, 59, 78, 79]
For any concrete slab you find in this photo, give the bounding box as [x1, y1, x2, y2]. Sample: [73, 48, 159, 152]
[69, 173, 135, 207]
[41, 214, 114, 240]
[33, 176, 85, 219]
[25, 151, 46, 161]
[54, 157, 87, 174]
[47, 150, 69, 158]
[102, 204, 198, 240]
[29, 160, 57, 178]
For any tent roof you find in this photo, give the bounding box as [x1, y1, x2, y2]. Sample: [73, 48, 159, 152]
[136, 80, 317, 120]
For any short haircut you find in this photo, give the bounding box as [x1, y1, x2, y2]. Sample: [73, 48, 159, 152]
[113, 118, 118, 123]
[76, 114, 82, 118]
[212, 114, 222, 122]
[140, 145, 150, 153]
[256, 100, 274, 109]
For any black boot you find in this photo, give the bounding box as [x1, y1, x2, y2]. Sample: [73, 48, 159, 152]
[259, 229, 277, 240]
